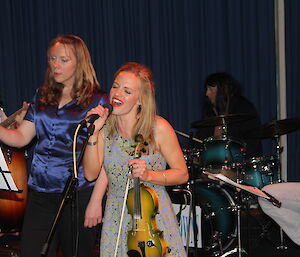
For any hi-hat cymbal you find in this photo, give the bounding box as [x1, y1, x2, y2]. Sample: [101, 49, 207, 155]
[191, 114, 255, 128]
[245, 117, 300, 138]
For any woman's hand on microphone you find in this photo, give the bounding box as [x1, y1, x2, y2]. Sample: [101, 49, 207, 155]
[86, 105, 110, 131]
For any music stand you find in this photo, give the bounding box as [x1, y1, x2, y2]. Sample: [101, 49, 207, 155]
[0, 148, 21, 193]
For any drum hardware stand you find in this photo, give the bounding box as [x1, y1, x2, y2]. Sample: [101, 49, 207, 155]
[220, 198, 247, 257]
[188, 132, 200, 257]
[221, 166, 247, 257]
[175, 132, 200, 257]
[221, 125, 236, 169]
[274, 135, 283, 183]
[220, 117, 228, 136]
[272, 136, 288, 251]
[213, 231, 224, 255]
[210, 125, 247, 256]
[171, 187, 193, 255]
[173, 130, 203, 255]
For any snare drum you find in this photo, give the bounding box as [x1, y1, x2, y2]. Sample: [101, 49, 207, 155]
[242, 156, 278, 189]
[200, 137, 245, 180]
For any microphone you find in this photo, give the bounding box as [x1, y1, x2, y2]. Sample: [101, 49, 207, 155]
[80, 103, 113, 126]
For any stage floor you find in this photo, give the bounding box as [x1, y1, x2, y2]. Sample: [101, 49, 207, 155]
[0, 208, 300, 257]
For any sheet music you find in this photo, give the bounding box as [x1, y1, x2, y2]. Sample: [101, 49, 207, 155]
[0, 147, 9, 171]
[0, 171, 19, 191]
[0, 147, 19, 191]
[203, 171, 270, 199]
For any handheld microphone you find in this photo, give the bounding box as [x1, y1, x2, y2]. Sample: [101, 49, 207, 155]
[80, 103, 113, 126]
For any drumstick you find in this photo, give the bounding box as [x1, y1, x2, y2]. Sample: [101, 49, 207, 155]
[175, 130, 203, 143]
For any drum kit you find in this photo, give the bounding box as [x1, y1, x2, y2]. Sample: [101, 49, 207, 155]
[171, 114, 300, 257]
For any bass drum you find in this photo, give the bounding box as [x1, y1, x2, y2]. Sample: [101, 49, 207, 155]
[195, 181, 236, 255]
[0, 145, 28, 232]
[168, 181, 236, 256]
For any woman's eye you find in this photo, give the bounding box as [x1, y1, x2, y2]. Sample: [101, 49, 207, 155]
[48, 56, 56, 62]
[48, 56, 70, 63]
[125, 89, 131, 94]
[112, 84, 118, 89]
[61, 57, 70, 63]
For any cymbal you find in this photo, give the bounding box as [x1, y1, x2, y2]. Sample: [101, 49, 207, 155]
[191, 114, 255, 128]
[245, 118, 300, 138]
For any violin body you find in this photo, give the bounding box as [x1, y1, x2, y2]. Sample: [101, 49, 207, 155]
[127, 184, 168, 257]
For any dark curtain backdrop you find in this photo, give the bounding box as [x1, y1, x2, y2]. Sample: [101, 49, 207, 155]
[0, 0, 298, 181]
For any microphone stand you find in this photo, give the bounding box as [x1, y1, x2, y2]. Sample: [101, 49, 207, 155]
[40, 124, 95, 257]
[187, 132, 199, 256]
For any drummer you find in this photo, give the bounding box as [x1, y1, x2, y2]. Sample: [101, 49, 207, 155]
[195, 72, 262, 158]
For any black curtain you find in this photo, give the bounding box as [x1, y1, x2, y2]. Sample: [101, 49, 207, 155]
[1, 0, 298, 181]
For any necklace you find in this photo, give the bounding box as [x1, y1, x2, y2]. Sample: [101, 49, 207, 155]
[117, 135, 149, 157]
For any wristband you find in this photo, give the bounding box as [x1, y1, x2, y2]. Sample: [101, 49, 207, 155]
[87, 141, 98, 146]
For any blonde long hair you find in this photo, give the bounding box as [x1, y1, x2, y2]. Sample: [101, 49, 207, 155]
[39, 34, 100, 109]
[108, 62, 157, 147]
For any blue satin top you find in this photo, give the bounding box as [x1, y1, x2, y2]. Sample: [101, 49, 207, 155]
[24, 89, 109, 193]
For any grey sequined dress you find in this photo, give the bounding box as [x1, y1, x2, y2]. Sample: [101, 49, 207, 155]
[100, 127, 187, 256]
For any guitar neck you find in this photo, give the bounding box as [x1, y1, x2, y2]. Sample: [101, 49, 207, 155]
[0, 104, 29, 128]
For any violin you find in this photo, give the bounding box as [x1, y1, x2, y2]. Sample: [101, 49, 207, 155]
[126, 134, 168, 257]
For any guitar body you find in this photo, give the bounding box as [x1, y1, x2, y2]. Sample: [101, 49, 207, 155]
[0, 104, 29, 231]
[0, 145, 28, 232]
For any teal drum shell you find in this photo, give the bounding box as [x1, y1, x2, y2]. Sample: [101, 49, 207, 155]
[167, 181, 237, 255]
[195, 181, 236, 255]
[200, 137, 246, 171]
[242, 156, 279, 189]
[199, 137, 246, 181]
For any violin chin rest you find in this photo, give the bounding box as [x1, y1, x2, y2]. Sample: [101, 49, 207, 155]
[127, 249, 142, 257]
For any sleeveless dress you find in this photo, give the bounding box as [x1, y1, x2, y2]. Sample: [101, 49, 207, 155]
[100, 128, 187, 257]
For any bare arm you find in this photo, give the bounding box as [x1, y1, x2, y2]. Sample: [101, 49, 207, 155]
[84, 166, 108, 228]
[83, 104, 110, 181]
[83, 130, 105, 181]
[129, 116, 189, 186]
[0, 120, 36, 148]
